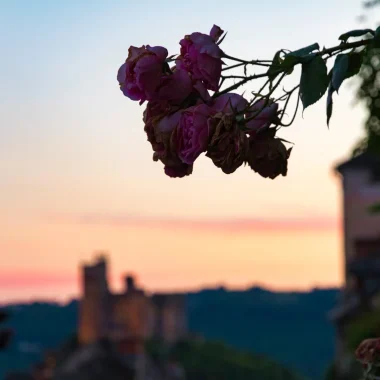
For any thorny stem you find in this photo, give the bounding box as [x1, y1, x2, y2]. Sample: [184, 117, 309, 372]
[251, 78, 271, 103]
[223, 53, 272, 65]
[222, 62, 246, 71]
[243, 73, 287, 123]
[280, 89, 301, 127]
[275, 85, 300, 103]
[214, 72, 270, 97]
[215, 38, 371, 98]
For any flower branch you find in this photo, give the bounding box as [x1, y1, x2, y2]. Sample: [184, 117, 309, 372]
[116, 24, 379, 179]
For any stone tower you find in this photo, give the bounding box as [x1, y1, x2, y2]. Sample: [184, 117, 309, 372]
[78, 253, 110, 345]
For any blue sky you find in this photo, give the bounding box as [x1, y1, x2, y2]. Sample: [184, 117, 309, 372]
[0, 0, 376, 301]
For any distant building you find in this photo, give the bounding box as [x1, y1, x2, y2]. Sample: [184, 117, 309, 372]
[78, 254, 187, 354]
[329, 152, 380, 377]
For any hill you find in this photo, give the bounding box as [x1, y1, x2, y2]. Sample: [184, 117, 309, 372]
[0, 286, 340, 380]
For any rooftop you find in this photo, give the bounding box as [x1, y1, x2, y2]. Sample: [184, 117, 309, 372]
[335, 152, 380, 174]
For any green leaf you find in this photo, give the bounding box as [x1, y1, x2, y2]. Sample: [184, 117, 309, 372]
[267, 50, 283, 81]
[326, 84, 334, 127]
[373, 26, 380, 48]
[280, 55, 298, 74]
[338, 29, 374, 42]
[369, 202, 380, 214]
[300, 56, 329, 110]
[286, 43, 320, 58]
[331, 52, 363, 92]
[332, 54, 349, 93]
[346, 51, 364, 78]
[374, 26, 380, 42]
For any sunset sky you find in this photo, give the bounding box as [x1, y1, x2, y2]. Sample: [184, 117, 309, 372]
[0, 0, 376, 303]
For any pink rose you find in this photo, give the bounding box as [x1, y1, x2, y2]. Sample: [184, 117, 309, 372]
[193, 80, 212, 103]
[144, 103, 193, 178]
[211, 93, 249, 114]
[143, 101, 172, 159]
[175, 104, 215, 164]
[210, 25, 224, 43]
[176, 28, 223, 91]
[245, 99, 280, 132]
[156, 68, 193, 105]
[117, 45, 168, 103]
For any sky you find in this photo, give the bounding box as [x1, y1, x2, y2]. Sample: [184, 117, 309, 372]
[0, 0, 376, 303]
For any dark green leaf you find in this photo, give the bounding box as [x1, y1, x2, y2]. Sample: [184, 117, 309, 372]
[287, 43, 320, 58]
[267, 49, 308, 81]
[339, 29, 374, 42]
[267, 50, 283, 81]
[373, 26, 380, 48]
[369, 202, 380, 214]
[326, 84, 334, 127]
[346, 51, 364, 78]
[332, 54, 349, 92]
[374, 26, 380, 42]
[300, 56, 329, 110]
[330, 52, 364, 95]
[281, 55, 298, 75]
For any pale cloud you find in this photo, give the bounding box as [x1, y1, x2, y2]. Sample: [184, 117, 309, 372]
[44, 212, 339, 233]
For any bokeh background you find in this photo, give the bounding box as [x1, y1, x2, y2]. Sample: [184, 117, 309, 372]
[0, 0, 373, 301]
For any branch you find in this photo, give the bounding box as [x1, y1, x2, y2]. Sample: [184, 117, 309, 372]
[215, 38, 372, 98]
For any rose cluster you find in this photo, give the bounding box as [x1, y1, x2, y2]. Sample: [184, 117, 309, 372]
[117, 25, 291, 178]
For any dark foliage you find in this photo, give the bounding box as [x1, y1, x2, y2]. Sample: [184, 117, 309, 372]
[0, 288, 339, 380]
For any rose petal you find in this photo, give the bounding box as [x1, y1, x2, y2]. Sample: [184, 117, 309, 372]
[212, 93, 248, 114]
[157, 111, 182, 133]
[146, 45, 168, 62]
[210, 25, 224, 42]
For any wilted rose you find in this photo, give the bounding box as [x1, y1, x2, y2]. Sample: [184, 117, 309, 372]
[245, 99, 280, 133]
[211, 93, 249, 114]
[164, 159, 193, 178]
[144, 103, 193, 178]
[176, 27, 223, 91]
[174, 104, 214, 164]
[117, 45, 168, 103]
[156, 68, 193, 105]
[206, 113, 248, 174]
[247, 129, 291, 179]
[143, 101, 173, 156]
[356, 338, 380, 366]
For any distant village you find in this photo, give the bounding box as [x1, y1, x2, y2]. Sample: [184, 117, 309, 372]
[4, 151, 380, 380]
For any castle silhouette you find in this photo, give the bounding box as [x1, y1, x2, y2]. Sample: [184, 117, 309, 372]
[78, 254, 187, 354]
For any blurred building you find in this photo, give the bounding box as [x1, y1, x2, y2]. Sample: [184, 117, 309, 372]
[329, 152, 380, 377]
[78, 254, 187, 352]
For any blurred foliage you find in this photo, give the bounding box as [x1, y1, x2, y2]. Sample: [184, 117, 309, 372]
[0, 289, 338, 380]
[146, 338, 304, 380]
[346, 310, 380, 352]
[369, 202, 380, 213]
[352, 1, 380, 215]
[324, 360, 363, 380]
[352, 1, 380, 157]
[322, 309, 380, 380]
[363, 1, 380, 8]
[0, 310, 12, 351]
[352, 46, 380, 157]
